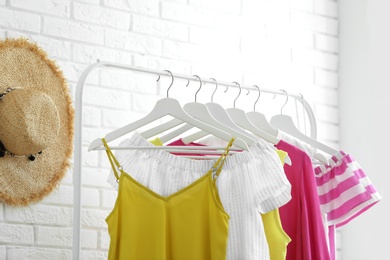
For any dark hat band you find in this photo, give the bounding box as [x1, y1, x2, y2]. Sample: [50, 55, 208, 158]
[0, 87, 15, 100]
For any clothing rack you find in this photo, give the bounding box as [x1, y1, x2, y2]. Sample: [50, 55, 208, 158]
[72, 61, 318, 260]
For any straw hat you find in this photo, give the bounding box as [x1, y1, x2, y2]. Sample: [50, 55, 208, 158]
[0, 38, 74, 206]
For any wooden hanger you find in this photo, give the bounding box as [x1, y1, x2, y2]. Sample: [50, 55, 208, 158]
[88, 71, 249, 151]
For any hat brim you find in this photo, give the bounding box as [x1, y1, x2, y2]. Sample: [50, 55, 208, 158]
[0, 38, 74, 206]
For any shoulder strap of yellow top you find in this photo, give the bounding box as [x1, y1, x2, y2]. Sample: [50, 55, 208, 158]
[102, 137, 235, 182]
[212, 137, 235, 180]
[102, 138, 121, 181]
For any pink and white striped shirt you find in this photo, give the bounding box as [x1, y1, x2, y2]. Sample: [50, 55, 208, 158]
[276, 131, 381, 259]
[314, 151, 381, 227]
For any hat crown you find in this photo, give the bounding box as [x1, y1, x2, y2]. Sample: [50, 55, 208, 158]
[0, 38, 74, 207]
[0, 88, 60, 155]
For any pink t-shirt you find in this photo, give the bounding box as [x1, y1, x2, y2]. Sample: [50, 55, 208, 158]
[314, 151, 382, 259]
[276, 140, 330, 260]
[167, 138, 207, 156]
[315, 151, 381, 227]
[274, 131, 381, 260]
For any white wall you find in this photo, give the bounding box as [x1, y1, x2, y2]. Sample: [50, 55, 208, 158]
[0, 0, 340, 259]
[339, 0, 389, 259]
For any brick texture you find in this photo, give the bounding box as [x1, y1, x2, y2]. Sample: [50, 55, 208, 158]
[316, 33, 338, 53]
[35, 226, 97, 249]
[0, 0, 340, 258]
[315, 0, 337, 17]
[0, 246, 5, 260]
[10, 0, 70, 17]
[133, 15, 189, 41]
[104, 0, 159, 16]
[7, 247, 71, 260]
[0, 9, 41, 32]
[44, 17, 104, 44]
[0, 224, 34, 244]
[73, 2, 131, 30]
[4, 205, 72, 226]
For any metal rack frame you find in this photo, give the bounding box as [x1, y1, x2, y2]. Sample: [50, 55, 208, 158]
[72, 61, 318, 259]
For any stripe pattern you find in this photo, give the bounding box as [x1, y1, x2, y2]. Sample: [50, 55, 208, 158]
[314, 151, 381, 227]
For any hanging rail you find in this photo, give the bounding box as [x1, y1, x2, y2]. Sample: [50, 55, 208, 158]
[72, 61, 317, 259]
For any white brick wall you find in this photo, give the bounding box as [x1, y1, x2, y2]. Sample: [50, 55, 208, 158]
[7, 247, 71, 260]
[0, 9, 41, 32]
[0, 224, 34, 244]
[73, 2, 131, 30]
[105, 29, 162, 55]
[133, 15, 188, 41]
[291, 10, 338, 35]
[315, 0, 337, 17]
[4, 205, 72, 226]
[10, 0, 70, 17]
[316, 34, 338, 53]
[0, 0, 340, 259]
[315, 69, 338, 88]
[35, 227, 97, 249]
[44, 17, 104, 44]
[104, 0, 160, 16]
[0, 246, 5, 260]
[80, 250, 107, 260]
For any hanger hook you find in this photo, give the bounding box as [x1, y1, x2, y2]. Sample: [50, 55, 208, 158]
[280, 89, 289, 114]
[210, 78, 218, 102]
[253, 85, 260, 111]
[232, 81, 241, 108]
[164, 70, 174, 98]
[193, 75, 202, 102]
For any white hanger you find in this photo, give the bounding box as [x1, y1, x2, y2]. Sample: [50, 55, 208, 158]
[141, 117, 183, 140]
[205, 103, 257, 141]
[184, 102, 256, 145]
[159, 123, 193, 144]
[226, 82, 280, 145]
[156, 77, 219, 143]
[140, 78, 200, 140]
[225, 83, 291, 165]
[88, 71, 249, 151]
[269, 90, 336, 162]
[158, 76, 253, 146]
[140, 77, 217, 141]
[246, 85, 278, 136]
[182, 79, 258, 144]
[187, 77, 255, 144]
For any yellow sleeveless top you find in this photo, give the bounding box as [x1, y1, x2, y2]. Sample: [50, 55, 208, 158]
[261, 149, 291, 260]
[102, 138, 233, 260]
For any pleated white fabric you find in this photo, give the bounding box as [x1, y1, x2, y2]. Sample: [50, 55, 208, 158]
[107, 133, 291, 260]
